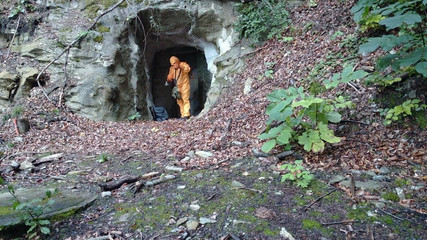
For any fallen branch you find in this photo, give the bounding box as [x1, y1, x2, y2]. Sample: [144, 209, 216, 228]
[302, 188, 338, 211]
[377, 208, 405, 221]
[132, 175, 177, 194]
[321, 220, 358, 226]
[237, 186, 262, 194]
[339, 119, 369, 125]
[99, 171, 160, 191]
[34, 0, 126, 103]
[6, 17, 21, 58]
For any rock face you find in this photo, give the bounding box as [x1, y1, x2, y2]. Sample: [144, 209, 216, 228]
[1, 0, 254, 121]
[0, 187, 97, 229]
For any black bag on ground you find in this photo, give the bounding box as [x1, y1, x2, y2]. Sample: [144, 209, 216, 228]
[150, 106, 168, 121]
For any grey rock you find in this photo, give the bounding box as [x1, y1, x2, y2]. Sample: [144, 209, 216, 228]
[117, 213, 130, 223]
[10, 161, 20, 171]
[199, 217, 217, 224]
[370, 200, 385, 209]
[231, 180, 245, 188]
[195, 150, 214, 158]
[372, 175, 391, 181]
[101, 191, 112, 198]
[379, 166, 391, 175]
[0, 187, 97, 228]
[189, 204, 201, 211]
[340, 180, 384, 191]
[186, 218, 199, 231]
[15, 67, 39, 98]
[38, 153, 63, 162]
[165, 165, 183, 172]
[19, 160, 34, 170]
[395, 188, 405, 200]
[176, 217, 188, 226]
[280, 227, 296, 240]
[328, 175, 346, 185]
[231, 141, 246, 147]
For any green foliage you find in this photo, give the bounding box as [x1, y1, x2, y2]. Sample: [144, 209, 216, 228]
[351, 0, 427, 77]
[280, 160, 314, 188]
[0, 178, 54, 238]
[8, 0, 35, 19]
[382, 192, 400, 202]
[11, 106, 24, 118]
[97, 153, 110, 163]
[259, 66, 361, 153]
[234, 0, 290, 42]
[128, 112, 142, 121]
[382, 99, 426, 125]
[324, 65, 369, 89]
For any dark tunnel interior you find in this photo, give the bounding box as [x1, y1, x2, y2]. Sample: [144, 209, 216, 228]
[150, 46, 211, 119]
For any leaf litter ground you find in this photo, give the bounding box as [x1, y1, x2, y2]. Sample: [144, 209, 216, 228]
[0, 0, 426, 239]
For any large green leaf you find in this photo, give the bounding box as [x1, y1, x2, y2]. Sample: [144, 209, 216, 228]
[292, 97, 324, 108]
[326, 111, 342, 123]
[350, 0, 376, 22]
[262, 139, 276, 153]
[276, 126, 293, 145]
[359, 37, 383, 54]
[415, 62, 427, 77]
[312, 140, 325, 153]
[397, 50, 421, 67]
[267, 89, 288, 102]
[379, 12, 422, 30]
[319, 123, 341, 143]
[349, 70, 369, 81]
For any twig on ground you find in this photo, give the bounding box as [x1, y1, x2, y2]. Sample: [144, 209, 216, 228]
[303, 188, 338, 211]
[132, 174, 177, 194]
[321, 220, 358, 226]
[237, 186, 262, 194]
[377, 208, 405, 221]
[339, 119, 369, 125]
[347, 82, 361, 93]
[6, 17, 20, 58]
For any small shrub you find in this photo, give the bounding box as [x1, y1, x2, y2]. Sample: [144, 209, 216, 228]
[280, 160, 314, 188]
[0, 177, 54, 238]
[234, 0, 290, 42]
[382, 99, 426, 125]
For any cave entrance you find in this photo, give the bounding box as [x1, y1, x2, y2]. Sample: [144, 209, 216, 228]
[150, 46, 211, 119]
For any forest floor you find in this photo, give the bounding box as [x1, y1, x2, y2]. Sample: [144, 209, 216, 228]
[0, 0, 426, 239]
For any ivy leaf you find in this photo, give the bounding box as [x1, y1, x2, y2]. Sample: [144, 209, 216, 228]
[38, 220, 50, 225]
[261, 139, 276, 153]
[0, 176, 4, 185]
[415, 62, 427, 77]
[379, 12, 422, 30]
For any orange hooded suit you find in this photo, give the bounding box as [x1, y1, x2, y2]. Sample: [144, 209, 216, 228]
[167, 56, 191, 118]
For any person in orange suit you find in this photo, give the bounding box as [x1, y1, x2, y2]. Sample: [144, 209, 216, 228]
[166, 56, 191, 119]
